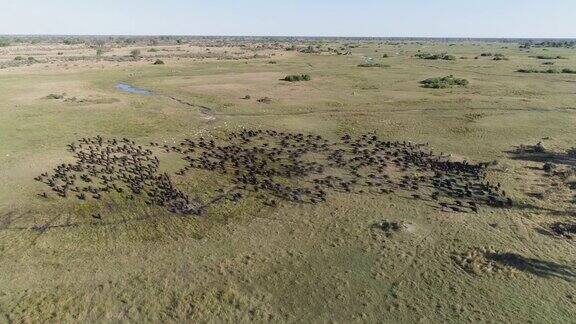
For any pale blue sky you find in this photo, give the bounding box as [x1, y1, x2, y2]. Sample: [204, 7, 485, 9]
[0, 0, 574, 38]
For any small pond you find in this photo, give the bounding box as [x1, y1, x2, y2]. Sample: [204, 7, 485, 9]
[115, 83, 153, 96]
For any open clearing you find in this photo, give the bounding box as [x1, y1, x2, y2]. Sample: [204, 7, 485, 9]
[1, 37, 576, 323]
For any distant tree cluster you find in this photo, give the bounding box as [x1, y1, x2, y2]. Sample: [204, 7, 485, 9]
[415, 53, 456, 61]
[63, 38, 83, 45]
[420, 75, 469, 89]
[521, 41, 576, 49]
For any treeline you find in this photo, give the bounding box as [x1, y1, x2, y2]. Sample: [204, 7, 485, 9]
[521, 41, 576, 49]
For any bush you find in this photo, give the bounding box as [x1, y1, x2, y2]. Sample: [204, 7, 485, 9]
[543, 162, 556, 173]
[415, 53, 456, 61]
[517, 68, 539, 73]
[533, 55, 566, 60]
[147, 48, 158, 52]
[45, 93, 65, 100]
[358, 62, 390, 68]
[130, 49, 141, 59]
[517, 68, 573, 74]
[63, 38, 81, 45]
[153, 59, 165, 65]
[283, 74, 311, 82]
[96, 48, 104, 57]
[257, 97, 273, 104]
[14, 56, 23, 61]
[493, 54, 508, 61]
[382, 54, 389, 58]
[420, 75, 469, 89]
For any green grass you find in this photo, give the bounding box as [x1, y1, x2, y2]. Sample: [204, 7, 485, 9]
[1, 41, 576, 323]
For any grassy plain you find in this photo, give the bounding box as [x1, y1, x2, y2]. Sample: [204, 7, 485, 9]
[0, 40, 575, 322]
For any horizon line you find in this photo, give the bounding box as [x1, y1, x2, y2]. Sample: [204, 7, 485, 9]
[1, 34, 576, 40]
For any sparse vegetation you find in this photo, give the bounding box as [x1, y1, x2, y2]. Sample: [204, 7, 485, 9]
[153, 59, 165, 65]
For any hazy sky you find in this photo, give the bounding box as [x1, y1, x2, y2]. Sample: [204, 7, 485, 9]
[1, 0, 574, 38]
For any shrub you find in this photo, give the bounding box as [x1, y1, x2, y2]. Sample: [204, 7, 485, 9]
[533, 55, 566, 60]
[96, 48, 104, 57]
[543, 162, 556, 173]
[517, 68, 539, 73]
[534, 142, 546, 153]
[358, 62, 390, 68]
[130, 49, 141, 59]
[153, 59, 165, 65]
[382, 54, 389, 58]
[283, 74, 311, 82]
[14, 56, 23, 61]
[493, 54, 508, 61]
[420, 75, 469, 89]
[45, 93, 65, 100]
[257, 97, 272, 104]
[517, 68, 568, 74]
[63, 38, 81, 45]
[415, 53, 456, 61]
